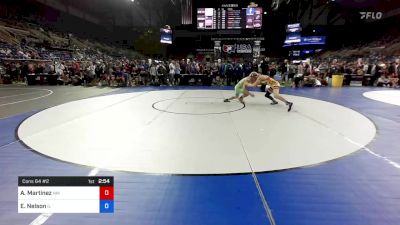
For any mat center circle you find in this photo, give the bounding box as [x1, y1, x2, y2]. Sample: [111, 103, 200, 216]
[152, 97, 245, 115]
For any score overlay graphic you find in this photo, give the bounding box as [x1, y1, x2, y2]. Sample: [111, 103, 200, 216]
[18, 177, 114, 213]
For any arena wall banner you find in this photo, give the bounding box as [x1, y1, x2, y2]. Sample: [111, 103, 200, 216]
[222, 45, 236, 54]
[236, 44, 252, 54]
[300, 36, 326, 45]
[222, 43, 253, 54]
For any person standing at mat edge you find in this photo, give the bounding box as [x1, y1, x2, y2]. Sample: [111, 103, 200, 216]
[224, 73, 258, 105]
[251, 72, 294, 112]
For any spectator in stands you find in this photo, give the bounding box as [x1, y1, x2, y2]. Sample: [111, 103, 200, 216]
[87, 62, 96, 83]
[210, 61, 220, 85]
[0, 64, 5, 84]
[71, 72, 83, 86]
[388, 62, 399, 87]
[149, 63, 157, 85]
[180, 59, 187, 74]
[156, 62, 167, 85]
[243, 60, 252, 76]
[363, 63, 369, 75]
[35, 62, 45, 74]
[294, 62, 304, 88]
[72, 61, 80, 76]
[260, 58, 269, 74]
[225, 61, 234, 86]
[377, 74, 391, 87]
[233, 61, 243, 84]
[303, 70, 322, 87]
[189, 61, 198, 75]
[20, 62, 29, 81]
[328, 59, 339, 77]
[57, 71, 70, 85]
[203, 60, 211, 75]
[55, 61, 65, 76]
[0, 48, 12, 57]
[279, 59, 289, 85]
[252, 59, 258, 72]
[356, 66, 365, 76]
[44, 62, 55, 74]
[168, 60, 176, 86]
[198, 61, 204, 74]
[174, 61, 181, 86]
[388, 62, 397, 77]
[269, 62, 277, 78]
[95, 62, 103, 78]
[288, 63, 297, 87]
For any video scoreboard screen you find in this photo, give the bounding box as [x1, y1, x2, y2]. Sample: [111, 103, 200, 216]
[286, 23, 302, 33]
[160, 28, 172, 44]
[197, 7, 262, 30]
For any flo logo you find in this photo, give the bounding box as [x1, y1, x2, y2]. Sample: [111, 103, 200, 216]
[360, 12, 383, 20]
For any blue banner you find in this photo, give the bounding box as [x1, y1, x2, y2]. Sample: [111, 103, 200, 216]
[300, 36, 326, 45]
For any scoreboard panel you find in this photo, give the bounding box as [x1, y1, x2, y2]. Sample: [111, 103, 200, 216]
[197, 7, 262, 30]
[18, 176, 114, 213]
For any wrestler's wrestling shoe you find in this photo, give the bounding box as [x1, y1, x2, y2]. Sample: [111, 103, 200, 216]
[287, 102, 293, 112]
[223, 99, 230, 102]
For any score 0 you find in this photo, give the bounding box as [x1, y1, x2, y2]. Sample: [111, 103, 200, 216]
[99, 179, 114, 213]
